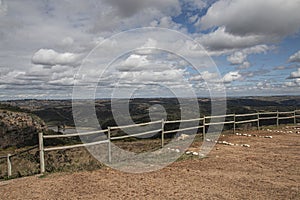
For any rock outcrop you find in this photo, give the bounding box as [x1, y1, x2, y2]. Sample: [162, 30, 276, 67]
[0, 110, 47, 148]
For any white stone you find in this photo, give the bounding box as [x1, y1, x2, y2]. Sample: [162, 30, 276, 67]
[192, 152, 199, 156]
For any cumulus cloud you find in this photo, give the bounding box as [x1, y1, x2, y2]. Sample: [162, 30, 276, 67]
[288, 51, 300, 63]
[199, 0, 300, 37]
[238, 61, 250, 69]
[103, 0, 181, 18]
[196, 27, 269, 52]
[227, 45, 271, 68]
[0, 0, 299, 99]
[32, 49, 81, 67]
[190, 71, 219, 81]
[285, 79, 300, 87]
[116, 54, 150, 72]
[150, 16, 184, 31]
[227, 51, 247, 65]
[223, 71, 242, 83]
[288, 68, 300, 79]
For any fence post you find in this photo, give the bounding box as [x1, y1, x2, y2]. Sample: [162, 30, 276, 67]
[203, 116, 206, 139]
[257, 113, 260, 130]
[38, 132, 45, 174]
[294, 110, 297, 125]
[161, 119, 165, 148]
[108, 127, 112, 163]
[233, 114, 236, 134]
[276, 110, 279, 127]
[7, 154, 12, 178]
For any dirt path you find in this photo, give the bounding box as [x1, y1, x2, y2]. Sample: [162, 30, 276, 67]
[1, 129, 299, 200]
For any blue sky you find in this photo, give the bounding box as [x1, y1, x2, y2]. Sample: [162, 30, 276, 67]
[0, 0, 300, 99]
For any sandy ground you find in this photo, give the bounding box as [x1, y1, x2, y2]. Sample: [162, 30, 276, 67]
[0, 128, 299, 200]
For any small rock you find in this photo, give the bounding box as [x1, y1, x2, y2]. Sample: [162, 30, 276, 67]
[192, 152, 199, 156]
[264, 136, 273, 139]
[242, 144, 250, 148]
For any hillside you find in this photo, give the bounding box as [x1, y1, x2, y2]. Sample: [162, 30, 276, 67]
[2, 96, 300, 128]
[0, 109, 47, 149]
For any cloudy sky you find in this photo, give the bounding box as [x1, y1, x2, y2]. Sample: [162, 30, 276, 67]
[0, 0, 300, 100]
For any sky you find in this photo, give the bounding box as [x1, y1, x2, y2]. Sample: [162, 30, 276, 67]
[0, 0, 300, 100]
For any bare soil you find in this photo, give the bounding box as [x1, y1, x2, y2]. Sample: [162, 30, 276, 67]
[0, 127, 299, 200]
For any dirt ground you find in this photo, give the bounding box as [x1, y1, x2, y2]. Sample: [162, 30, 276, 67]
[0, 127, 299, 200]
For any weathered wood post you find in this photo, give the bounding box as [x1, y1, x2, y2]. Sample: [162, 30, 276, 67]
[161, 119, 165, 148]
[233, 114, 236, 134]
[257, 113, 260, 130]
[108, 127, 112, 163]
[203, 116, 206, 139]
[276, 110, 279, 127]
[7, 154, 12, 177]
[38, 132, 45, 173]
[294, 110, 297, 125]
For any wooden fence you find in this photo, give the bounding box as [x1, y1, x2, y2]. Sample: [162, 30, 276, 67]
[1, 109, 300, 177]
[0, 146, 38, 178]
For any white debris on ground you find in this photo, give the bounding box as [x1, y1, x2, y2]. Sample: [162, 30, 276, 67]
[241, 144, 250, 147]
[176, 134, 190, 141]
[265, 126, 300, 134]
[264, 136, 273, 139]
[167, 148, 181, 153]
[203, 138, 250, 148]
[171, 127, 299, 156]
[235, 132, 273, 139]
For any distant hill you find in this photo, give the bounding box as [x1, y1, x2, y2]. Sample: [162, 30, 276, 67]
[1, 96, 300, 129]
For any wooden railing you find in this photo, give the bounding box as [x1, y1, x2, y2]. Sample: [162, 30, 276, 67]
[1, 109, 299, 177]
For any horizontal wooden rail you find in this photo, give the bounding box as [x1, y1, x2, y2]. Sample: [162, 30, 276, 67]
[235, 119, 258, 124]
[44, 140, 109, 152]
[110, 120, 162, 130]
[235, 113, 258, 117]
[259, 112, 277, 115]
[205, 114, 235, 119]
[278, 111, 295, 114]
[259, 116, 277, 120]
[206, 121, 235, 126]
[278, 116, 294, 120]
[164, 125, 203, 134]
[165, 118, 203, 124]
[111, 129, 162, 140]
[43, 130, 108, 139]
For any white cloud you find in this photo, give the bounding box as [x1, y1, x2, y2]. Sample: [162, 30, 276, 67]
[288, 68, 300, 79]
[0, 0, 299, 99]
[190, 71, 219, 81]
[196, 27, 268, 52]
[227, 51, 247, 65]
[288, 50, 300, 63]
[103, 0, 181, 18]
[32, 49, 81, 67]
[150, 16, 184, 31]
[116, 54, 150, 72]
[61, 37, 74, 46]
[285, 79, 300, 87]
[227, 45, 271, 68]
[223, 71, 242, 83]
[238, 61, 251, 69]
[200, 0, 300, 37]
